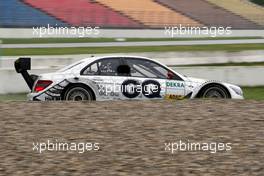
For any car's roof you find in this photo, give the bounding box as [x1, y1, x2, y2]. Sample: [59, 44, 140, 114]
[56, 55, 186, 81]
[79, 55, 155, 63]
[58, 55, 157, 73]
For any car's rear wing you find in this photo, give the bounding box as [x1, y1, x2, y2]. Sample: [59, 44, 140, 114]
[14, 57, 37, 90]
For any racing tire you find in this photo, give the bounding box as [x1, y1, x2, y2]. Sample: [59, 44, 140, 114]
[200, 85, 230, 99]
[64, 86, 93, 101]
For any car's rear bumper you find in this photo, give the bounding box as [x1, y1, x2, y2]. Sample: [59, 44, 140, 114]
[27, 79, 70, 101]
[27, 92, 63, 101]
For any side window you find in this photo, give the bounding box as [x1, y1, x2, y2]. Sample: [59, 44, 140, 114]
[98, 58, 120, 76]
[82, 62, 99, 75]
[82, 58, 120, 76]
[125, 58, 168, 79]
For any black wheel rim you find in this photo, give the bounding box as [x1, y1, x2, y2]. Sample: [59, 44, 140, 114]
[66, 87, 91, 101]
[203, 87, 227, 98]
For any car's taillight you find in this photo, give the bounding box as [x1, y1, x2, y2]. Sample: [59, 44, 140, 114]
[34, 80, 53, 92]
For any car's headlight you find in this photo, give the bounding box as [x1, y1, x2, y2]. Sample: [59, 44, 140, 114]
[230, 86, 243, 96]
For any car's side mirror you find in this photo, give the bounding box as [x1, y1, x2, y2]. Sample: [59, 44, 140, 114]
[117, 65, 131, 76]
[167, 71, 175, 79]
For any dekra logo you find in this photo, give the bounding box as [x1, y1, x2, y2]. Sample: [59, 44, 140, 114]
[166, 82, 185, 88]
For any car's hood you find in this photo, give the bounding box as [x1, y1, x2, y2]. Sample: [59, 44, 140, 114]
[186, 76, 243, 96]
[186, 77, 207, 84]
[186, 76, 239, 88]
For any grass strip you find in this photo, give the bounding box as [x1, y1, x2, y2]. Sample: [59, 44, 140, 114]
[2, 43, 264, 56]
[1, 37, 262, 44]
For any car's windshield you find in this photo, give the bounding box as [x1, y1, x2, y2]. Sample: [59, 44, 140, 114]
[128, 59, 168, 78]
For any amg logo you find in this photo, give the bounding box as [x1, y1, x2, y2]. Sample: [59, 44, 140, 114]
[45, 96, 62, 101]
[166, 82, 184, 88]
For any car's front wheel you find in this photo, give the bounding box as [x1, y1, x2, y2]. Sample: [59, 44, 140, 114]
[200, 85, 230, 99]
[64, 86, 93, 101]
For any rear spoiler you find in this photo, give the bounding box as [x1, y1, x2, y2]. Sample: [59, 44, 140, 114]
[14, 57, 36, 90]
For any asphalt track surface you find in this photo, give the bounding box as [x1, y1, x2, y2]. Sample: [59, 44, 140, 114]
[2, 39, 264, 48]
[0, 100, 263, 175]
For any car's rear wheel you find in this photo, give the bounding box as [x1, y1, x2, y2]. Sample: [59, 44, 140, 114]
[64, 86, 93, 101]
[200, 85, 229, 99]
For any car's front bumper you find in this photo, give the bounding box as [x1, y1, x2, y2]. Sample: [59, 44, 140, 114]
[230, 93, 244, 99]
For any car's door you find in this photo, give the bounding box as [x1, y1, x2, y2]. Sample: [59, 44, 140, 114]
[164, 72, 186, 100]
[123, 58, 186, 100]
[121, 58, 166, 100]
[80, 57, 128, 100]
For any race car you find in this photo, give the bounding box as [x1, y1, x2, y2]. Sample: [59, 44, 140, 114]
[14, 56, 243, 101]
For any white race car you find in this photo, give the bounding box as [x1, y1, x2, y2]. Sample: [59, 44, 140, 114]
[15, 56, 243, 101]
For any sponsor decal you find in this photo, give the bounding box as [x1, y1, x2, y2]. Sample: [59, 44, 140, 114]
[97, 84, 120, 97]
[166, 81, 185, 88]
[165, 94, 184, 100]
[142, 80, 161, 98]
[121, 80, 141, 98]
[121, 79, 161, 99]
